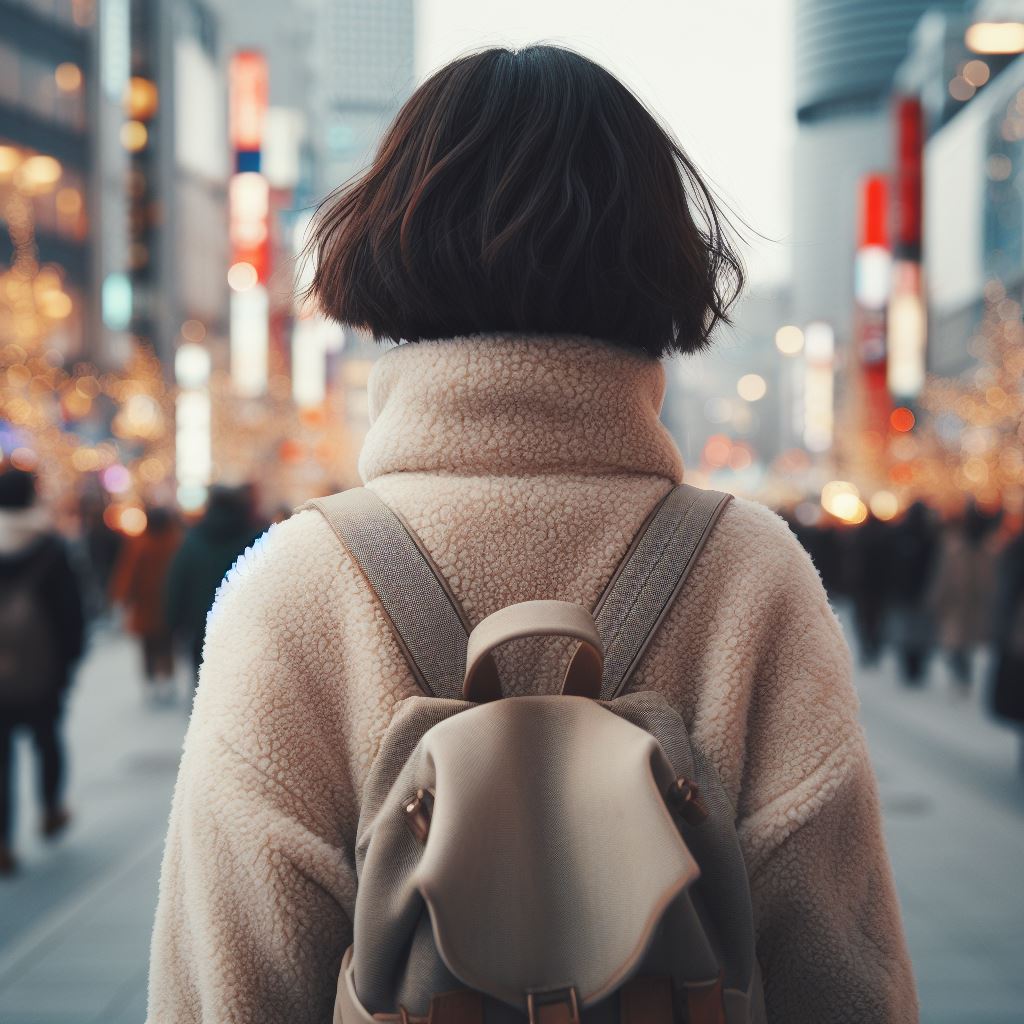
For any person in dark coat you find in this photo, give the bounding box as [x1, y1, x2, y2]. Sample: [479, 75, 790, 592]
[165, 485, 260, 681]
[0, 468, 85, 876]
[847, 513, 894, 667]
[888, 501, 938, 685]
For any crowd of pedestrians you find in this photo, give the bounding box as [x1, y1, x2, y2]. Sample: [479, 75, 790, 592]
[0, 466, 266, 877]
[4, 457, 1023, 879]
[790, 500, 1024, 741]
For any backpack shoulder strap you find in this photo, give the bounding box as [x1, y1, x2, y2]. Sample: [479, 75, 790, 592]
[593, 483, 732, 700]
[303, 488, 471, 700]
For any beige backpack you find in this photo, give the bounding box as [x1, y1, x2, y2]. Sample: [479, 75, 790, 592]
[309, 484, 766, 1024]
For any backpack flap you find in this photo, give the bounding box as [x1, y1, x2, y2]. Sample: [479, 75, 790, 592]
[352, 696, 714, 1017]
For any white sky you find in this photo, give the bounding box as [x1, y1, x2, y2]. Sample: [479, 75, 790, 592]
[416, 0, 795, 287]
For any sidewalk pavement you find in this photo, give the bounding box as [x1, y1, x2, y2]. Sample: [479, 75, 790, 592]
[855, 648, 1024, 1024]
[0, 624, 1022, 1023]
[0, 627, 190, 1024]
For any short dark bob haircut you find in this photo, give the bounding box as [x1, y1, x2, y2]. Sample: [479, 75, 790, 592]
[306, 45, 744, 359]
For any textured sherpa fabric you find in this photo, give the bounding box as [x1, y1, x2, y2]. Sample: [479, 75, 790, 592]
[147, 335, 917, 1024]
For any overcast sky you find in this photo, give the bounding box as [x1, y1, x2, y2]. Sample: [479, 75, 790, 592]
[416, 0, 795, 288]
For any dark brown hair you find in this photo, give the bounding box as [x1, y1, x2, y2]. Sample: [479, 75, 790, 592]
[306, 45, 744, 358]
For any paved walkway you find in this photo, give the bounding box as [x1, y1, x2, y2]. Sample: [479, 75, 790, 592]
[0, 628, 189, 1024]
[0, 624, 1022, 1023]
[856, 648, 1024, 1024]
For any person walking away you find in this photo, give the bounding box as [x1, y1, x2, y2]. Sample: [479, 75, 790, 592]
[78, 491, 122, 622]
[164, 485, 259, 682]
[148, 47, 914, 1024]
[847, 512, 894, 667]
[888, 501, 937, 686]
[991, 527, 1024, 769]
[0, 468, 85, 876]
[110, 507, 182, 702]
[929, 503, 999, 693]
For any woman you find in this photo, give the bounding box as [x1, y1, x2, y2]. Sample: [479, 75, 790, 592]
[148, 47, 915, 1023]
[928, 502, 1000, 692]
[0, 468, 85, 876]
[110, 507, 182, 700]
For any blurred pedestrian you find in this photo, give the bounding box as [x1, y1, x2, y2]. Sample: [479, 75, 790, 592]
[929, 503, 1000, 693]
[165, 485, 258, 681]
[847, 513, 893, 667]
[78, 491, 122, 621]
[888, 501, 937, 686]
[110, 507, 182, 702]
[0, 468, 85, 877]
[991, 528, 1024, 768]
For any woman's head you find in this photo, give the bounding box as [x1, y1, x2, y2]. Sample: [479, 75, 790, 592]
[307, 45, 744, 358]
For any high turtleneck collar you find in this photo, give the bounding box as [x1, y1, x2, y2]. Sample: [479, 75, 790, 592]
[358, 335, 684, 484]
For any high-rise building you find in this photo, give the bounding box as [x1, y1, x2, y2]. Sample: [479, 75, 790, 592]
[313, 0, 415, 196]
[306, 0, 415, 467]
[792, 0, 964, 343]
[0, 0, 94, 361]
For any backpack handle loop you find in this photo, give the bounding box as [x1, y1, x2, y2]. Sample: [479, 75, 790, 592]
[463, 600, 604, 703]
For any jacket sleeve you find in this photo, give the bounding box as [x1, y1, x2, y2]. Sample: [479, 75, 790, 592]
[734, 516, 917, 1024]
[147, 516, 361, 1023]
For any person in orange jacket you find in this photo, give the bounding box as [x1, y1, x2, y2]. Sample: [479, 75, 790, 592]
[110, 507, 182, 701]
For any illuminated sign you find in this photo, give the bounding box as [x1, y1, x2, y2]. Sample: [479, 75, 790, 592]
[231, 286, 269, 398]
[230, 52, 268, 161]
[803, 321, 835, 454]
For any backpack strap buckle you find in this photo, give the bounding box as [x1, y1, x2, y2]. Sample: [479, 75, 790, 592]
[527, 987, 580, 1024]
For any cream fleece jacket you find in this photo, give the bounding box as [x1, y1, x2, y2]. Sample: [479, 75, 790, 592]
[147, 336, 916, 1024]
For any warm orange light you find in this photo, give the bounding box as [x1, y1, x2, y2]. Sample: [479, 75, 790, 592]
[56, 186, 83, 219]
[0, 145, 21, 181]
[119, 507, 148, 537]
[230, 52, 269, 151]
[17, 155, 62, 192]
[125, 77, 160, 120]
[703, 435, 732, 469]
[55, 62, 83, 92]
[890, 406, 916, 432]
[120, 120, 148, 152]
[40, 291, 73, 319]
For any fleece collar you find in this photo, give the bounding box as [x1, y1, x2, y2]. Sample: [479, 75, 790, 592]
[358, 335, 685, 484]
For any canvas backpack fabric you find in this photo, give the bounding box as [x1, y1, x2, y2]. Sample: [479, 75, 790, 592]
[0, 540, 61, 713]
[308, 484, 766, 1024]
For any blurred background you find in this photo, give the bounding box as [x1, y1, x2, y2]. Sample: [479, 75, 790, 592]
[1, 1, 1023, 1022]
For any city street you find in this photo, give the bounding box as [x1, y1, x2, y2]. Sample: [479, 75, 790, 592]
[0, 621, 1022, 1024]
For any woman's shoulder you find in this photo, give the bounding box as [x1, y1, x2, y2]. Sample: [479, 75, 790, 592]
[207, 507, 349, 620]
[705, 495, 821, 591]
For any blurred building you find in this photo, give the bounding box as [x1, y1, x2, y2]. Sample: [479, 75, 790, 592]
[312, 0, 415, 196]
[665, 286, 795, 493]
[308, 0, 416, 461]
[0, 0, 94, 359]
[792, 0, 964, 345]
[903, 18, 1024, 376]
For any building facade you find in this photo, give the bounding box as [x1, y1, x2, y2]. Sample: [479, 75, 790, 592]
[0, 0, 94, 360]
